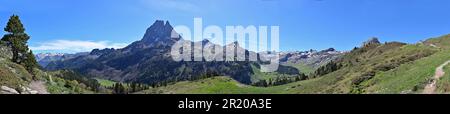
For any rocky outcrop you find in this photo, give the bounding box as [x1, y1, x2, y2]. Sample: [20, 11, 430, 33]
[1, 86, 19, 94]
[20, 85, 39, 94]
[363, 37, 381, 47]
[0, 85, 47, 94]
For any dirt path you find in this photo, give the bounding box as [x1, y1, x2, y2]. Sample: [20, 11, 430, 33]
[29, 81, 49, 94]
[423, 60, 450, 94]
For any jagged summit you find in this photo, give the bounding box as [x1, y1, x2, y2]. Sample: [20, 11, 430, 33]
[141, 20, 175, 44]
[152, 20, 165, 27]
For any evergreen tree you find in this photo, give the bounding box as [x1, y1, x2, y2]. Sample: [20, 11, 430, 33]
[1, 15, 38, 76]
[130, 82, 137, 92]
[113, 83, 126, 94]
[313, 60, 341, 77]
[113, 83, 118, 94]
[268, 78, 272, 86]
[119, 83, 126, 94]
[2, 15, 30, 63]
[295, 76, 301, 81]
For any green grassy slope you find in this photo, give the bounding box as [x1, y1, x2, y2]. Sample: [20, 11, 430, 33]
[1, 54, 97, 94]
[437, 61, 450, 93]
[285, 62, 316, 75]
[0, 57, 94, 94]
[95, 78, 116, 87]
[44, 70, 98, 94]
[424, 34, 450, 49]
[250, 65, 299, 82]
[136, 76, 294, 94]
[139, 34, 450, 94]
[134, 75, 371, 94]
[0, 58, 33, 90]
[283, 35, 450, 94]
[364, 50, 450, 93]
[288, 43, 439, 93]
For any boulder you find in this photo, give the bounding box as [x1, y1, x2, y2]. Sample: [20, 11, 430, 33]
[1, 86, 19, 94]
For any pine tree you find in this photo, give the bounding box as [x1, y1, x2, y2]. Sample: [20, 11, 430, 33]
[1, 15, 38, 77]
[268, 78, 272, 86]
[130, 82, 137, 92]
[2, 15, 30, 63]
[113, 83, 118, 94]
[299, 73, 307, 80]
[119, 83, 125, 94]
[113, 83, 126, 94]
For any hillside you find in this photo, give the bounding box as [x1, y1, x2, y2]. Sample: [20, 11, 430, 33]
[136, 76, 290, 94]
[137, 35, 450, 94]
[424, 34, 450, 49]
[0, 41, 33, 92]
[437, 61, 450, 93]
[0, 16, 101, 94]
[1, 41, 101, 94]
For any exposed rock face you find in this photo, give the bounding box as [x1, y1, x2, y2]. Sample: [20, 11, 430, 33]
[1, 86, 19, 94]
[141, 20, 175, 45]
[0, 84, 48, 94]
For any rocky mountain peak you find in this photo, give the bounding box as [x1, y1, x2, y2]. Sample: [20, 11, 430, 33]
[141, 20, 175, 44]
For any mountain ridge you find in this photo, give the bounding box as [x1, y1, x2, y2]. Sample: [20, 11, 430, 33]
[44, 20, 305, 84]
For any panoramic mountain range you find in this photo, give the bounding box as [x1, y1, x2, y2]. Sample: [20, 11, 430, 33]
[42, 20, 307, 85]
[35, 52, 88, 67]
[1, 17, 450, 94]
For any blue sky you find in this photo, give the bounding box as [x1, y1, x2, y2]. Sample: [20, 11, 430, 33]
[1, 0, 450, 53]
